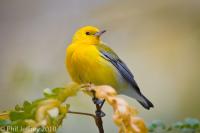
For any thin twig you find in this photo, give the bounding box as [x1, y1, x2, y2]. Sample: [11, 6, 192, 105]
[94, 104, 104, 133]
[68, 108, 104, 133]
[71, 84, 105, 133]
[68, 105, 105, 133]
[68, 110, 96, 119]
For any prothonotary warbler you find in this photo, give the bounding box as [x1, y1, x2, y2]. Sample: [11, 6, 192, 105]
[66, 26, 154, 109]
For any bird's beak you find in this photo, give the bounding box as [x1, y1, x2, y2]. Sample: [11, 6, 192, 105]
[94, 30, 106, 37]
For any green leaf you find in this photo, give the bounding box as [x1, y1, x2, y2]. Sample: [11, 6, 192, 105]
[148, 120, 166, 132]
[43, 87, 66, 99]
[23, 101, 32, 112]
[184, 118, 199, 128]
[152, 120, 165, 129]
[43, 88, 53, 97]
[173, 121, 185, 129]
[9, 111, 33, 121]
[15, 104, 23, 111]
[10, 111, 25, 121]
[52, 87, 65, 94]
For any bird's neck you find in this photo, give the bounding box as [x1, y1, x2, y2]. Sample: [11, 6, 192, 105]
[73, 39, 100, 45]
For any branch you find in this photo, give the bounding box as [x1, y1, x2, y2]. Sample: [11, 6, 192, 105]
[68, 110, 96, 118]
[94, 103, 104, 133]
[0, 84, 147, 133]
[68, 109, 104, 133]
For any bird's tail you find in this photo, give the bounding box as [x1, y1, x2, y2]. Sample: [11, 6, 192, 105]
[137, 93, 154, 110]
[120, 86, 154, 110]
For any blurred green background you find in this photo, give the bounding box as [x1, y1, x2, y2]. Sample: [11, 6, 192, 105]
[0, 0, 200, 132]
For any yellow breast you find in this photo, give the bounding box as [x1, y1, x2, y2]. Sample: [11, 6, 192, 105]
[66, 43, 120, 89]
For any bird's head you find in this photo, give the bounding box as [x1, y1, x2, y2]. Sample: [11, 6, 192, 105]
[72, 26, 106, 45]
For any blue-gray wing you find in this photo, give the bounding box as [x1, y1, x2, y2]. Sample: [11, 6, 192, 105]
[97, 44, 141, 94]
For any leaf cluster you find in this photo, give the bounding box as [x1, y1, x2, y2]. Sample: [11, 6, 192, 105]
[0, 84, 79, 133]
[148, 118, 200, 133]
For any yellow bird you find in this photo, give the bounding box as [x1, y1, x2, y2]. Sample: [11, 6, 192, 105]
[66, 26, 153, 109]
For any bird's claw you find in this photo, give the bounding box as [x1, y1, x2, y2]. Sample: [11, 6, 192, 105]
[92, 97, 104, 106]
[95, 110, 105, 117]
[80, 83, 92, 89]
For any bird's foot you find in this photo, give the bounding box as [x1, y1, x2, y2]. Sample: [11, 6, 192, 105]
[80, 83, 95, 91]
[92, 97, 106, 117]
[80, 83, 91, 89]
[92, 98, 105, 107]
[95, 110, 105, 117]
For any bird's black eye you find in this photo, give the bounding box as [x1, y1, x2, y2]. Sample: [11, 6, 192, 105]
[85, 32, 90, 35]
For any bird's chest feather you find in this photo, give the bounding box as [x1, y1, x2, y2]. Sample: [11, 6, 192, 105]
[67, 44, 118, 87]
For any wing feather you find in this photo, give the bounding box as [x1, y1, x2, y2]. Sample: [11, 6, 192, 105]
[97, 44, 141, 94]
